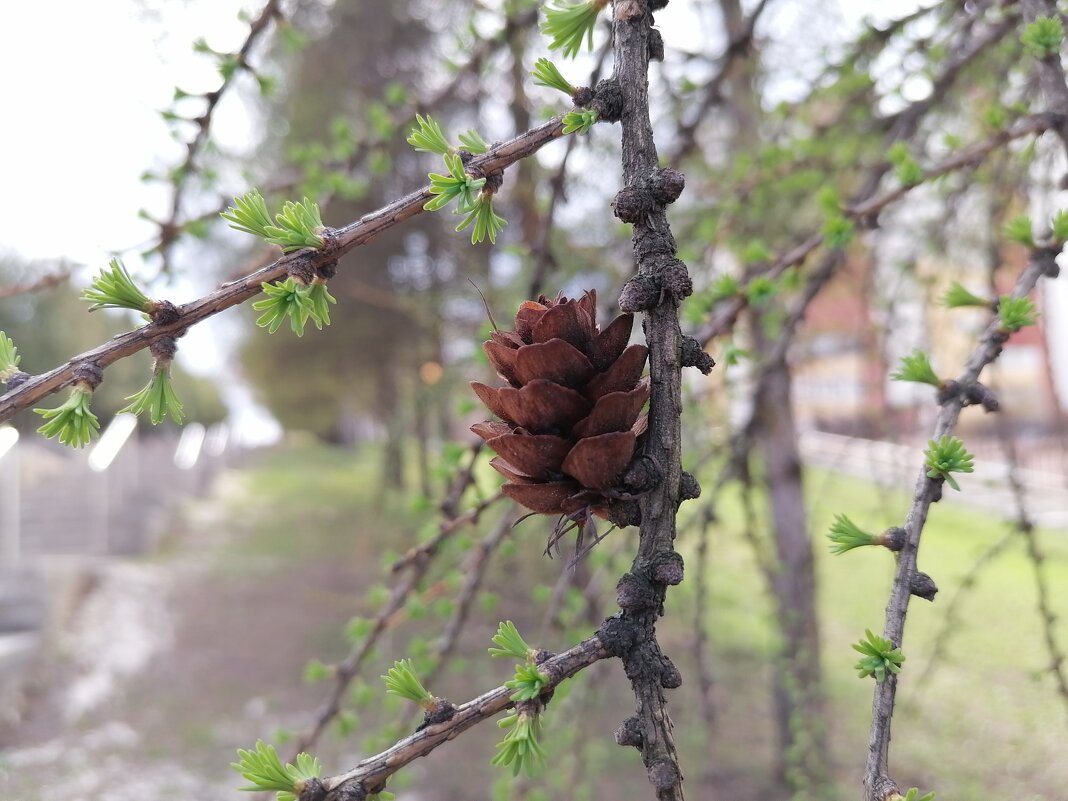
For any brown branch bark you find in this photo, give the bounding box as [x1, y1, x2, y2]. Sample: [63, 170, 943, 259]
[863, 246, 1062, 801]
[316, 633, 610, 800]
[0, 115, 571, 423]
[609, 1, 690, 798]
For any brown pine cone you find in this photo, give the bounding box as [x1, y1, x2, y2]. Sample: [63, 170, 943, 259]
[470, 290, 648, 521]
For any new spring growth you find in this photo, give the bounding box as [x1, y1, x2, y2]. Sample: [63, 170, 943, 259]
[531, 57, 575, 97]
[1021, 15, 1064, 59]
[0, 331, 20, 383]
[541, 0, 610, 59]
[887, 141, 923, 187]
[410, 116, 507, 244]
[493, 709, 548, 777]
[490, 621, 550, 701]
[924, 435, 975, 491]
[890, 789, 936, 801]
[81, 259, 156, 316]
[221, 190, 326, 252]
[853, 629, 905, 683]
[34, 382, 100, 448]
[826, 514, 876, 554]
[562, 109, 598, 135]
[120, 339, 185, 425]
[942, 281, 991, 309]
[1004, 214, 1035, 247]
[997, 295, 1038, 333]
[891, 350, 942, 388]
[382, 658, 436, 708]
[231, 740, 321, 801]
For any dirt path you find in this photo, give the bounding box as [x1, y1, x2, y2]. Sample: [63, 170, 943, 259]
[0, 466, 377, 801]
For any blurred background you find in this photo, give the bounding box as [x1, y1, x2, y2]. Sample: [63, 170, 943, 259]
[0, 0, 1066, 799]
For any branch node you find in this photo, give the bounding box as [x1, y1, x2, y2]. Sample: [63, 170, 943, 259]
[660, 258, 693, 302]
[622, 454, 662, 494]
[606, 497, 643, 527]
[618, 275, 661, 312]
[149, 336, 179, 363]
[597, 613, 640, 657]
[4, 371, 30, 390]
[880, 526, 906, 552]
[73, 362, 104, 390]
[659, 654, 682, 688]
[298, 778, 328, 801]
[149, 299, 181, 326]
[616, 571, 660, 611]
[615, 715, 644, 748]
[590, 78, 624, 122]
[680, 337, 714, 374]
[910, 570, 939, 602]
[648, 28, 665, 62]
[613, 185, 656, 225]
[648, 758, 681, 791]
[648, 167, 685, 204]
[652, 551, 685, 586]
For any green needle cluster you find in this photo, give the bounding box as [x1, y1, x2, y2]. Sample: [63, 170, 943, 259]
[1003, 214, 1034, 247]
[382, 658, 435, 707]
[232, 740, 321, 801]
[222, 190, 326, 253]
[541, 0, 608, 59]
[492, 710, 547, 777]
[531, 57, 574, 96]
[81, 258, 154, 314]
[426, 153, 485, 212]
[826, 514, 876, 554]
[942, 281, 990, 309]
[891, 350, 941, 387]
[924, 435, 974, 491]
[1021, 16, 1063, 58]
[562, 108, 598, 135]
[852, 629, 905, 683]
[120, 365, 185, 425]
[34, 384, 100, 448]
[997, 295, 1038, 332]
[0, 331, 20, 382]
[253, 277, 334, 336]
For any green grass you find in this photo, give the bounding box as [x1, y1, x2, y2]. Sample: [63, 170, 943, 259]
[678, 466, 1068, 801]
[197, 443, 1067, 801]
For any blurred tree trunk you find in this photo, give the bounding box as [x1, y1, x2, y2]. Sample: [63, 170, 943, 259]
[750, 326, 827, 789]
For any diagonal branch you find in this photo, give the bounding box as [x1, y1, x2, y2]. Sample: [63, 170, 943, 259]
[0, 115, 572, 423]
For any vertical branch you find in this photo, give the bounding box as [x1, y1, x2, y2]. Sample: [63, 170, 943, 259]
[606, 2, 708, 799]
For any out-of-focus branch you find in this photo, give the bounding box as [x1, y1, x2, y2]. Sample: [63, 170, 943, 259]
[0, 271, 69, 299]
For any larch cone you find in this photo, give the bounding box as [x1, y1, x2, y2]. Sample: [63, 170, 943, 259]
[470, 290, 648, 529]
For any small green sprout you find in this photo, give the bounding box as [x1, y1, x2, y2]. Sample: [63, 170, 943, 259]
[822, 215, 855, 249]
[827, 514, 876, 554]
[120, 365, 185, 425]
[269, 198, 326, 252]
[742, 240, 771, 264]
[852, 629, 905, 683]
[891, 788, 936, 801]
[709, 274, 740, 301]
[489, 620, 536, 661]
[221, 189, 275, 238]
[253, 277, 316, 336]
[458, 128, 490, 154]
[222, 191, 326, 252]
[541, 0, 609, 59]
[34, 383, 100, 448]
[942, 281, 990, 309]
[425, 153, 486, 212]
[407, 113, 452, 155]
[1021, 15, 1063, 58]
[887, 141, 923, 187]
[492, 710, 547, 777]
[456, 194, 507, 245]
[562, 108, 598, 135]
[924, 435, 975, 491]
[382, 658, 435, 708]
[997, 295, 1038, 332]
[0, 331, 21, 382]
[231, 740, 321, 801]
[506, 663, 550, 702]
[743, 275, 777, 306]
[531, 57, 575, 96]
[891, 350, 941, 387]
[1052, 209, 1068, 242]
[81, 258, 154, 314]
[1004, 214, 1035, 247]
